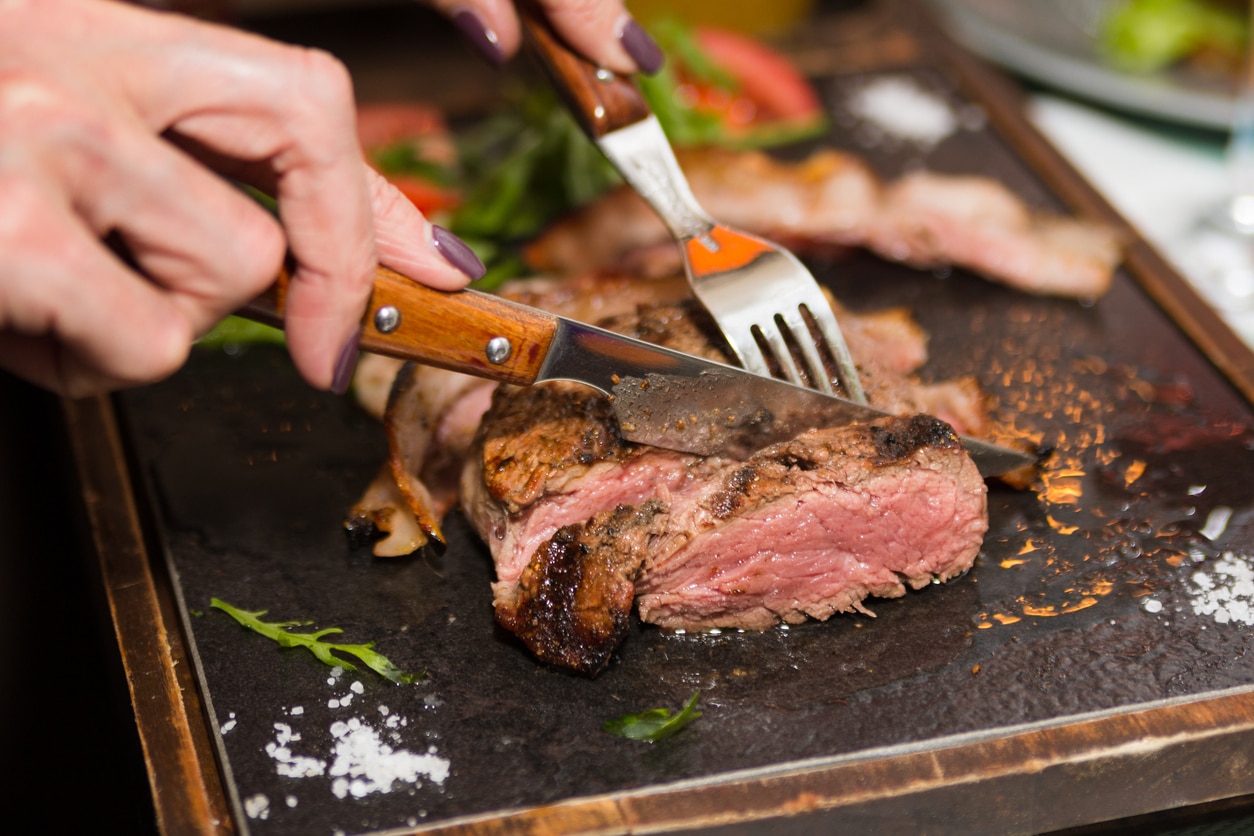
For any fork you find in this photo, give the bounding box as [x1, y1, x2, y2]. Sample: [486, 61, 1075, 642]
[520, 7, 867, 404]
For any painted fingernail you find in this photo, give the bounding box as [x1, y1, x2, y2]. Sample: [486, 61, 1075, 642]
[619, 17, 664, 75]
[452, 8, 505, 66]
[433, 225, 486, 280]
[331, 327, 361, 395]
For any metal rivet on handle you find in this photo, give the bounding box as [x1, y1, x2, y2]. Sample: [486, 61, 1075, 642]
[595, 68, 614, 83]
[374, 305, 401, 334]
[486, 336, 512, 364]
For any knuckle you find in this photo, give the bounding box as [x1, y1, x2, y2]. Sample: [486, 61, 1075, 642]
[0, 69, 116, 175]
[234, 212, 288, 294]
[290, 46, 355, 115]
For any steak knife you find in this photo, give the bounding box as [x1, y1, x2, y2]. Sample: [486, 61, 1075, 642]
[245, 267, 1034, 477]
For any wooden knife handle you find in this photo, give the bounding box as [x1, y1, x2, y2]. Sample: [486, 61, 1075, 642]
[243, 266, 558, 387]
[518, 0, 651, 138]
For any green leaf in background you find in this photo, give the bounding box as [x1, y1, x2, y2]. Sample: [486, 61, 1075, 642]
[196, 315, 286, 349]
[370, 140, 457, 186]
[603, 691, 702, 742]
[449, 87, 620, 248]
[1099, 0, 1248, 74]
[211, 598, 420, 685]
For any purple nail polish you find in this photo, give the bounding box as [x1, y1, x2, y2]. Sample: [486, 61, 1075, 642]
[620, 18, 664, 75]
[452, 9, 505, 66]
[433, 225, 486, 280]
[331, 328, 361, 395]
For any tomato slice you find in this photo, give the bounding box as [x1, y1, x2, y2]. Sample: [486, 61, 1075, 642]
[691, 27, 824, 124]
[356, 102, 461, 216]
[355, 102, 450, 150]
[386, 175, 462, 215]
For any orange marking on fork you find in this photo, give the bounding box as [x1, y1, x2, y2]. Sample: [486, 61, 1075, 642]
[685, 227, 771, 275]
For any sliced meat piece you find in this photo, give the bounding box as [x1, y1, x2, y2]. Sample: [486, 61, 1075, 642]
[524, 147, 1121, 299]
[635, 416, 987, 632]
[868, 172, 1120, 298]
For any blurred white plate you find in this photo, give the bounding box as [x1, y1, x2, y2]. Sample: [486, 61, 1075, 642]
[928, 0, 1236, 130]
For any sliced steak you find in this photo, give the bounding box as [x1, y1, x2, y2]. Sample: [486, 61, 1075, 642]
[463, 343, 988, 673]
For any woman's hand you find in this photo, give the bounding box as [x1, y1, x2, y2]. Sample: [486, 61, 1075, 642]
[0, 0, 483, 398]
[424, 0, 664, 73]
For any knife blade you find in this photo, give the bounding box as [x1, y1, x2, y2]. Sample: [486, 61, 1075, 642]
[245, 266, 1034, 477]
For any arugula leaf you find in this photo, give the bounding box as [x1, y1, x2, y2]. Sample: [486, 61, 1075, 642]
[603, 691, 702, 742]
[196, 315, 286, 349]
[369, 140, 457, 187]
[211, 598, 419, 685]
[450, 89, 619, 244]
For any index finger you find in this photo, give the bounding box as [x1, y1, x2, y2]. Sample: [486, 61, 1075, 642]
[138, 24, 379, 390]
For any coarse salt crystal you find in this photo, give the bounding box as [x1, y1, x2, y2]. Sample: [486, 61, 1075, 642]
[244, 794, 270, 820]
[1189, 552, 1254, 626]
[325, 718, 450, 798]
[845, 76, 958, 148]
[350, 681, 364, 694]
[1143, 598, 1163, 614]
[1200, 506, 1233, 541]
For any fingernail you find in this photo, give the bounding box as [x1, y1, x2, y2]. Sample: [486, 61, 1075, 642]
[618, 16, 664, 75]
[432, 225, 486, 280]
[331, 328, 361, 395]
[452, 8, 505, 66]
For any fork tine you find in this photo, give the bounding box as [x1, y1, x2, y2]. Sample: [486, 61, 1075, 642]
[802, 303, 867, 405]
[757, 319, 816, 392]
[719, 326, 773, 379]
[770, 310, 836, 396]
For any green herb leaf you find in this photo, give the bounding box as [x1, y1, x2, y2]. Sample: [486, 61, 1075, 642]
[370, 140, 457, 186]
[603, 691, 702, 742]
[196, 315, 287, 349]
[210, 598, 419, 685]
[1099, 0, 1247, 73]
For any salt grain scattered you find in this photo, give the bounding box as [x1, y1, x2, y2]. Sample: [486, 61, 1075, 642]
[845, 76, 958, 148]
[327, 718, 450, 799]
[350, 681, 364, 695]
[1189, 552, 1254, 625]
[1143, 598, 1163, 614]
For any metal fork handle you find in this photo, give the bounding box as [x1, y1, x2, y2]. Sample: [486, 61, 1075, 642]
[598, 117, 718, 245]
[518, 1, 715, 245]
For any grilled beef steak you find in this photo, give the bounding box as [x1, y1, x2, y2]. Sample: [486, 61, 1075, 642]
[457, 303, 989, 675]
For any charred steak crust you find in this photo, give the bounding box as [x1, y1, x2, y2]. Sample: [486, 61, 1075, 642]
[870, 413, 963, 463]
[478, 382, 632, 513]
[495, 502, 665, 675]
